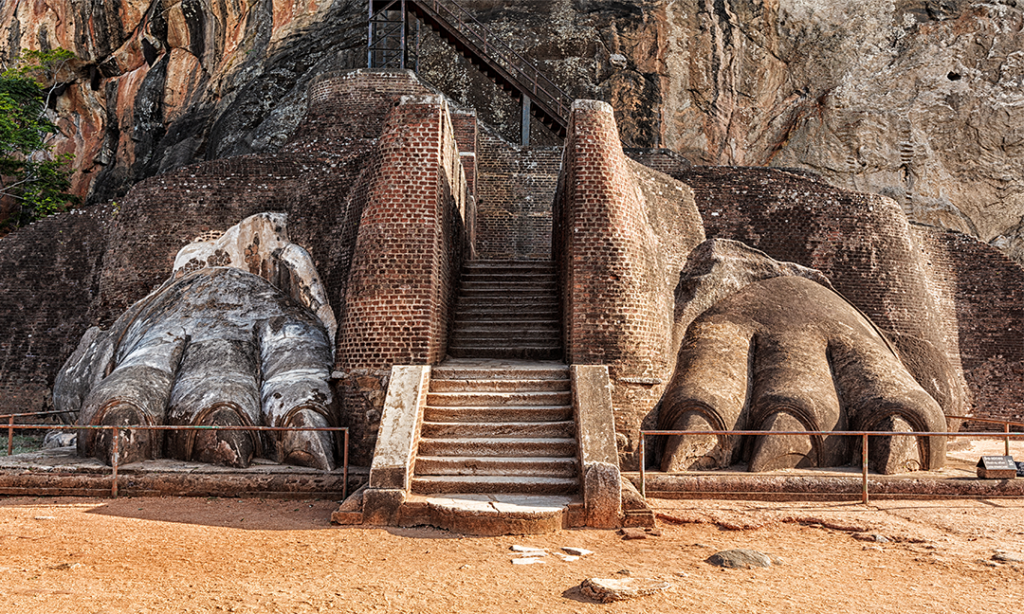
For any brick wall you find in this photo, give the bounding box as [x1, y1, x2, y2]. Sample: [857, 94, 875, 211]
[555, 100, 705, 468]
[336, 94, 469, 462]
[475, 125, 561, 260]
[0, 208, 114, 416]
[914, 226, 1024, 426]
[624, 148, 692, 177]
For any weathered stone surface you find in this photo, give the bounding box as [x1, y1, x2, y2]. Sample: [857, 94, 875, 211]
[706, 549, 776, 569]
[55, 215, 336, 470]
[5, 1, 1021, 265]
[367, 366, 430, 491]
[661, 275, 948, 474]
[172, 212, 337, 343]
[571, 365, 622, 529]
[580, 577, 671, 603]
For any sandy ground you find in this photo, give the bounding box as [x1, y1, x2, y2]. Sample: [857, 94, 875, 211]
[1, 494, 1022, 614]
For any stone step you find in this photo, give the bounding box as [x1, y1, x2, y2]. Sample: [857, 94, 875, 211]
[460, 273, 557, 284]
[418, 437, 577, 457]
[447, 346, 563, 360]
[459, 289, 557, 300]
[423, 404, 572, 423]
[431, 366, 568, 381]
[450, 320, 560, 332]
[464, 260, 555, 271]
[460, 280, 558, 291]
[401, 494, 583, 536]
[429, 378, 569, 392]
[426, 390, 570, 407]
[450, 332, 561, 345]
[420, 420, 575, 439]
[411, 475, 578, 495]
[455, 296, 559, 307]
[453, 308, 559, 321]
[414, 455, 578, 478]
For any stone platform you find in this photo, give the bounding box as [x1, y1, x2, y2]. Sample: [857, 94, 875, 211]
[396, 494, 584, 536]
[630, 438, 1024, 500]
[0, 446, 364, 499]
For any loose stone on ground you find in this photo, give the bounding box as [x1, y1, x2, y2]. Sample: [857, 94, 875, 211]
[579, 577, 672, 603]
[705, 548, 779, 569]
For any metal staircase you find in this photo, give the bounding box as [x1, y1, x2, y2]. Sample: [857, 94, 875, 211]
[368, 0, 571, 141]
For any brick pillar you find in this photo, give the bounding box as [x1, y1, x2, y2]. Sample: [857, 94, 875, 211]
[339, 94, 468, 371]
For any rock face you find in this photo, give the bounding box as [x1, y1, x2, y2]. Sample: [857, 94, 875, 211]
[3, 1, 1022, 263]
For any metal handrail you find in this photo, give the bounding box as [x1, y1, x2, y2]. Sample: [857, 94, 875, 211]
[1, 422, 350, 500]
[639, 428, 1024, 505]
[412, 0, 573, 126]
[946, 415, 1024, 457]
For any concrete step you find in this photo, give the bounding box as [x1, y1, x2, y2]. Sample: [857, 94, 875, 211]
[426, 390, 571, 407]
[431, 365, 568, 381]
[420, 420, 575, 439]
[447, 346, 563, 360]
[414, 455, 578, 477]
[418, 437, 577, 457]
[423, 404, 572, 423]
[429, 378, 569, 393]
[411, 475, 578, 495]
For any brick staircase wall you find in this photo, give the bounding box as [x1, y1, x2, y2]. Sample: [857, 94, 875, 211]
[554, 100, 705, 468]
[474, 126, 561, 259]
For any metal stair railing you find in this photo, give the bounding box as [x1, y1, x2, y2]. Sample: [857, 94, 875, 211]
[408, 0, 572, 136]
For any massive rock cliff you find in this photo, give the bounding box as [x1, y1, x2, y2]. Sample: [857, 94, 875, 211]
[3, 1, 1023, 261]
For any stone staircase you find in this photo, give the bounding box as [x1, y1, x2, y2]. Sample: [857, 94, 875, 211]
[412, 363, 577, 497]
[447, 260, 562, 360]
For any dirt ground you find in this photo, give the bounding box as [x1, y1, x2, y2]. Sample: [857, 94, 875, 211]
[1, 495, 1022, 613]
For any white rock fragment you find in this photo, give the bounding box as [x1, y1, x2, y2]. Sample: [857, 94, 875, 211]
[554, 553, 579, 562]
[562, 547, 594, 557]
[511, 545, 547, 557]
[512, 557, 546, 565]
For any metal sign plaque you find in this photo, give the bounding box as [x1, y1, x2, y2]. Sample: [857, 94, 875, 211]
[977, 456, 1018, 479]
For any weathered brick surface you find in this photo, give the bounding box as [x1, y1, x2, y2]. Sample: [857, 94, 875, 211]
[0, 208, 114, 416]
[338, 95, 467, 370]
[555, 100, 705, 468]
[475, 126, 561, 260]
[913, 226, 1024, 426]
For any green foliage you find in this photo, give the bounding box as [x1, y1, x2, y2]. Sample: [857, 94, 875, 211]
[0, 48, 80, 230]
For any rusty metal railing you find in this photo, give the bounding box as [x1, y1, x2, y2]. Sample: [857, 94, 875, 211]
[946, 415, 1023, 456]
[411, 0, 573, 131]
[639, 427, 1024, 505]
[1, 420, 349, 500]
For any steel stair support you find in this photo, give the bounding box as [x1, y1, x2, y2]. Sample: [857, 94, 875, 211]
[369, 0, 572, 140]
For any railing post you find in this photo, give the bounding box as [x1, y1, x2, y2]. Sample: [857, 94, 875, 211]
[7, 415, 13, 456]
[639, 434, 646, 500]
[861, 433, 869, 505]
[343, 429, 350, 501]
[1006, 423, 1011, 457]
[111, 427, 120, 498]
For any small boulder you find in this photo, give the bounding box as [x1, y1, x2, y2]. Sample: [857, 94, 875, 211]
[580, 577, 671, 603]
[705, 548, 776, 569]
